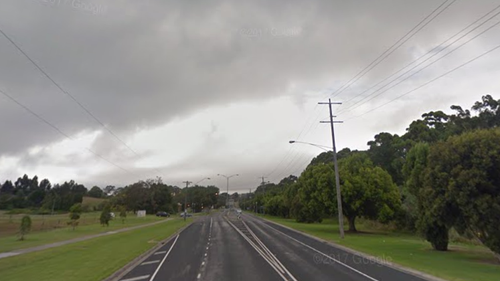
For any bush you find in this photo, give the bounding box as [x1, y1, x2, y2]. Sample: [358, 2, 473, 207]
[19, 215, 32, 241]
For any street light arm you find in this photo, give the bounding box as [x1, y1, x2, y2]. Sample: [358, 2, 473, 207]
[195, 177, 211, 185]
[289, 140, 332, 152]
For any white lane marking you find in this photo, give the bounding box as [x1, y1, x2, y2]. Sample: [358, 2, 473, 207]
[141, 260, 160, 265]
[202, 261, 205, 266]
[242, 220, 296, 279]
[197, 273, 201, 279]
[153, 251, 166, 255]
[149, 234, 180, 281]
[225, 218, 291, 281]
[210, 217, 213, 229]
[121, 275, 150, 281]
[252, 217, 380, 281]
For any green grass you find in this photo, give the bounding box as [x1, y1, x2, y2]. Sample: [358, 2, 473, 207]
[0, 212, 107, 237]
[0, 218, 191, 281]
[258, 214, 500, 281]
[0, 214, 167, 253]
[81, 196, 108, 209]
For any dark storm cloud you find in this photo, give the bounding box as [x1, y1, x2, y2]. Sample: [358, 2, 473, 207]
[1, 0, 500, 183]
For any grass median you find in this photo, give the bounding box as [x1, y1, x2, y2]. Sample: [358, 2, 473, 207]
[256, 214, 499, 281]
[0, 213, 169, 253]
[0, 217, 191, 281]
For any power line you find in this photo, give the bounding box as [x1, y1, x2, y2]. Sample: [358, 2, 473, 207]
[339, 16, 500, 116]
[273, 0, 457, 165]
[329, 0, 456, 100]
[0, 28, 151, 163]
[0, 87, 135, 175]
[346, 42, 500, 121]
[338, 3, 500, 111]
[338, 6, 500, 115]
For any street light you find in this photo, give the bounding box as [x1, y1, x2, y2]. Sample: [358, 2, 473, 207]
[289, 140, 332, 151]
[217, 173, 239, 208]
[195, 177, 211, 185]
[289, 139, 345, 239]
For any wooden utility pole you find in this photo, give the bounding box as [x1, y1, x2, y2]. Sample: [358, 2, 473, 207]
[319, 99, 344, 239]
[182, 181, 192, 221]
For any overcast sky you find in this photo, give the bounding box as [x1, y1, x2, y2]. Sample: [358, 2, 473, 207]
[1, 0, 500, 192]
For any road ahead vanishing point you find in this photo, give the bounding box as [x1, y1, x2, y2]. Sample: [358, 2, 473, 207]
[117, 211, 431, 281]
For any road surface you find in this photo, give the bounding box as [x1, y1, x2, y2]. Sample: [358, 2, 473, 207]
[117, 211, 431, 281]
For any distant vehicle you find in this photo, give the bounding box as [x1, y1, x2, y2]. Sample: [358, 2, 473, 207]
[180, 212, 192, 217]
[236, 209, 242, 214]
[156, 211, 170, 217]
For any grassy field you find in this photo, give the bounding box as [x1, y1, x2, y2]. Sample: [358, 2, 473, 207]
[0, 212, 168, 253]
[81, 196, 107, 209]
[0, 218, 191, 281]
[258, 214, 499, 281]
[0, 211, 112, 237]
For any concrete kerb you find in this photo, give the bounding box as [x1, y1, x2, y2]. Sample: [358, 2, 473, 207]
[104, 217, 198, 281]
[252, 214, 448, 281]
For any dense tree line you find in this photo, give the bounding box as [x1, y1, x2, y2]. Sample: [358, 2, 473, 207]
[240, 95, 500, 259]
[0, 175, 86, 212]
[1, 175, 219, 216]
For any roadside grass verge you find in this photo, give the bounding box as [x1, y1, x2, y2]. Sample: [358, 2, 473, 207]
[256, 214, 499, 281]
[0, 214, 167, 252]
[0, 218, 191, 281]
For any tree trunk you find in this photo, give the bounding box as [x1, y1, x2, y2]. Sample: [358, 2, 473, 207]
[348, 216, 357, 232]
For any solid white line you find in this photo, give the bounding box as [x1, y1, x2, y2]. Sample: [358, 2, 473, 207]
[149, 234, 180, 281]
[252, 216, 380, 281]
[210, 217, 213, 229]
[121, 275, 150, 281]
[153, 251, 166, 255]
[141, 260, 160, 265]
[225, 218, 289, 281]
[243, 220, 297, 281]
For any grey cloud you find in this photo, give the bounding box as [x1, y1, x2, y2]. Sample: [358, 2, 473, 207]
[1, 0, 500, 185]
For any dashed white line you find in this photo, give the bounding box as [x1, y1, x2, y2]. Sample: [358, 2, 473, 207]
[197, 273, 201, 279]
[149, 234, 180, 281]
[153, 251, 166, 255]
[121, 275, 150, 281]
[141, 260, 160, 265]
[202, 261, 205, 266]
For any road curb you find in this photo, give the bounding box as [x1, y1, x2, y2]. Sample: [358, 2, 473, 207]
[103, 217, 197, 281]
[253, 214, 449, 281]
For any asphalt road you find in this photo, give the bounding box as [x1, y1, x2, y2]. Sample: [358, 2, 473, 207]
[118, 211, 432, 281]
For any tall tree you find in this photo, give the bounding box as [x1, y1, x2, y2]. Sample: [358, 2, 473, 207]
[422, 129, 500, 257]
[291, 163, 336, 223]
[0, 180, 14, 194]
[88, 186, 104, 198]
[339, 153, 400, 232]
[367, 133, 405, 185]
